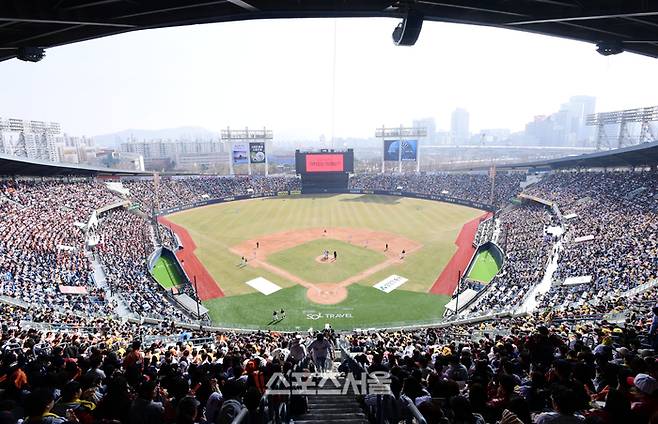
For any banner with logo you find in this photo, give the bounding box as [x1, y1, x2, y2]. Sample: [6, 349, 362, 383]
[384, 140, 417, 161]
[232, 142, 248, 165]
[401, 140, 418, 161]
[384, 140, 399, 161]
[249, 142, 266, 163]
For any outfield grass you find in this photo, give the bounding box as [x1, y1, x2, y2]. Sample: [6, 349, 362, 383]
[166, 194, 483, 328]
[151, 255, 185, 289]
[204, 285, 450, 331]
[466, 249, 501, 283]
[268, 239, 386, 284]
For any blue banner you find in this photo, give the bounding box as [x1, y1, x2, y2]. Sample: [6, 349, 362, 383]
[384, 140, 417, 161]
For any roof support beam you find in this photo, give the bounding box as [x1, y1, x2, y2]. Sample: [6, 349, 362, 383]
[226, 0, 258, 12]
[65, 0, 137, 11]
[0, 17, 136, 28]
[507, 11, 658, 26]
[115, 1, 230, 19]
[418, 1, 527, 18]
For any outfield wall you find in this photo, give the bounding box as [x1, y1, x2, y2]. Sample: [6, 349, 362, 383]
[155, 188, 494, 216]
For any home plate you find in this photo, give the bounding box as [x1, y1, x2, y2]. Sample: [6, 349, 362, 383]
[246, 277, 282, 295]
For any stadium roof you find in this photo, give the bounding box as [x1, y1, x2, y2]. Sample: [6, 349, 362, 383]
[0, 153, 148, 176]
[1, 1, 658, 62]
[501, 140, 658, 170]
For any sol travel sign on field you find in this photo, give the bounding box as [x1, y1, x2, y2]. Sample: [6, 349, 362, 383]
[305, 312, 353, 320]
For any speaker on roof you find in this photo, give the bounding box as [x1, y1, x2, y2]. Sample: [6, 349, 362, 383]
[392, 10, 424, 46]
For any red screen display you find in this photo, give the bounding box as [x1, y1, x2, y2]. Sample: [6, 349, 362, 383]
[306, 154, 344, 172]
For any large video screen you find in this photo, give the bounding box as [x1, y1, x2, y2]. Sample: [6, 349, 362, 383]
[306, 154, 344, 172]
[296, 150, 354, 174]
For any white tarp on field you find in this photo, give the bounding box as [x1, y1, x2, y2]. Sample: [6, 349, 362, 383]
[563, 275, 592, 286]
[373, 275, 408, 293]
[246, 277, 282, 295]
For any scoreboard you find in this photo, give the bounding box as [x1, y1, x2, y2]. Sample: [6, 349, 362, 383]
[295, 149, 354, 174]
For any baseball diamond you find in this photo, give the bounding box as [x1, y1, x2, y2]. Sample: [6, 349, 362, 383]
[161, 193, 485, 330]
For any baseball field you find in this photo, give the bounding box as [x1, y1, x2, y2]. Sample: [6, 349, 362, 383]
[161, 193, 485, 330]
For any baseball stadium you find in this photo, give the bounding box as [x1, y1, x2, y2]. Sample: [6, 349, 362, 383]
[125, 149, 511, 331]
[159, 192, 490, 330]
[2, 3, 658, 424]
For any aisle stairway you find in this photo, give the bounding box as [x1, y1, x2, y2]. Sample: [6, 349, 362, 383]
[293, 374, 368, 424]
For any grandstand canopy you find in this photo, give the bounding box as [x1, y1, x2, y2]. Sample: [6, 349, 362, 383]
[1, 1, 658, 62]
[0, 153, 147, 176]
[505, 140, 658, 170]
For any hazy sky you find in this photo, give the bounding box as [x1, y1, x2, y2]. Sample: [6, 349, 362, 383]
[1, 18, 658, 140]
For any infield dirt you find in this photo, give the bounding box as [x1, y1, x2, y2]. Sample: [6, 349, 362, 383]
[230, 227, 421, 304]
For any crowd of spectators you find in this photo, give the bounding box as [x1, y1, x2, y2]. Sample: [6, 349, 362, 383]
[158, 224, 179, 250]
[1, 171, 657, 423]
[464, 204, 557, 317]
[351, 286, 658, 424]
[473, 217, 495, 248]
[348, 173, 524, 208]
[0, 180, 118, 316]
[93, 209, 190, 322]
[122, 176, 301, 212]
[525, 171, 658, 311]
[0, 282, 656, 423]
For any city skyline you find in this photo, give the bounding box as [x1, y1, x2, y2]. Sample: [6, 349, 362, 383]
[1, 18, 658, 140]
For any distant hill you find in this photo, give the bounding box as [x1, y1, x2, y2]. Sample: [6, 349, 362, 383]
[93, 126, 219, 148]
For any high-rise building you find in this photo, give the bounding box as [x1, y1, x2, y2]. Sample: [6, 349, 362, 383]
[412, 117, 437, 144]
[567, 95, 596, 144]
[120, 138, 226, 170]
[522, 96, 596, 146]
[450, 108, 469, 144]
[476, 128, 511, 144]
[525, 115, 556, 146]
[0, 117, 61, 161]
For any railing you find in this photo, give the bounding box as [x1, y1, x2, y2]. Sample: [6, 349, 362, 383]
[230, 408, 248, 424]
[621, 278, 658, 298]
[400, 395, 427, 424]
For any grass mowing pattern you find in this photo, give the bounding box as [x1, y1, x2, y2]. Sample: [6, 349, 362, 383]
[466, 249, 501, 283]
[166, 194, 483, 328]
[152, 255, 185, 289]
[267, 239, 386, 284]
[168, 194, 482, 296]
[204, 285, 449, 331]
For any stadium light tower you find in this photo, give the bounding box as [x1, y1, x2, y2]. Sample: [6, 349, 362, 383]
[221, 127, 273, 176]
[586, 105, 658, 150]
[375, 125, 427, 173]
